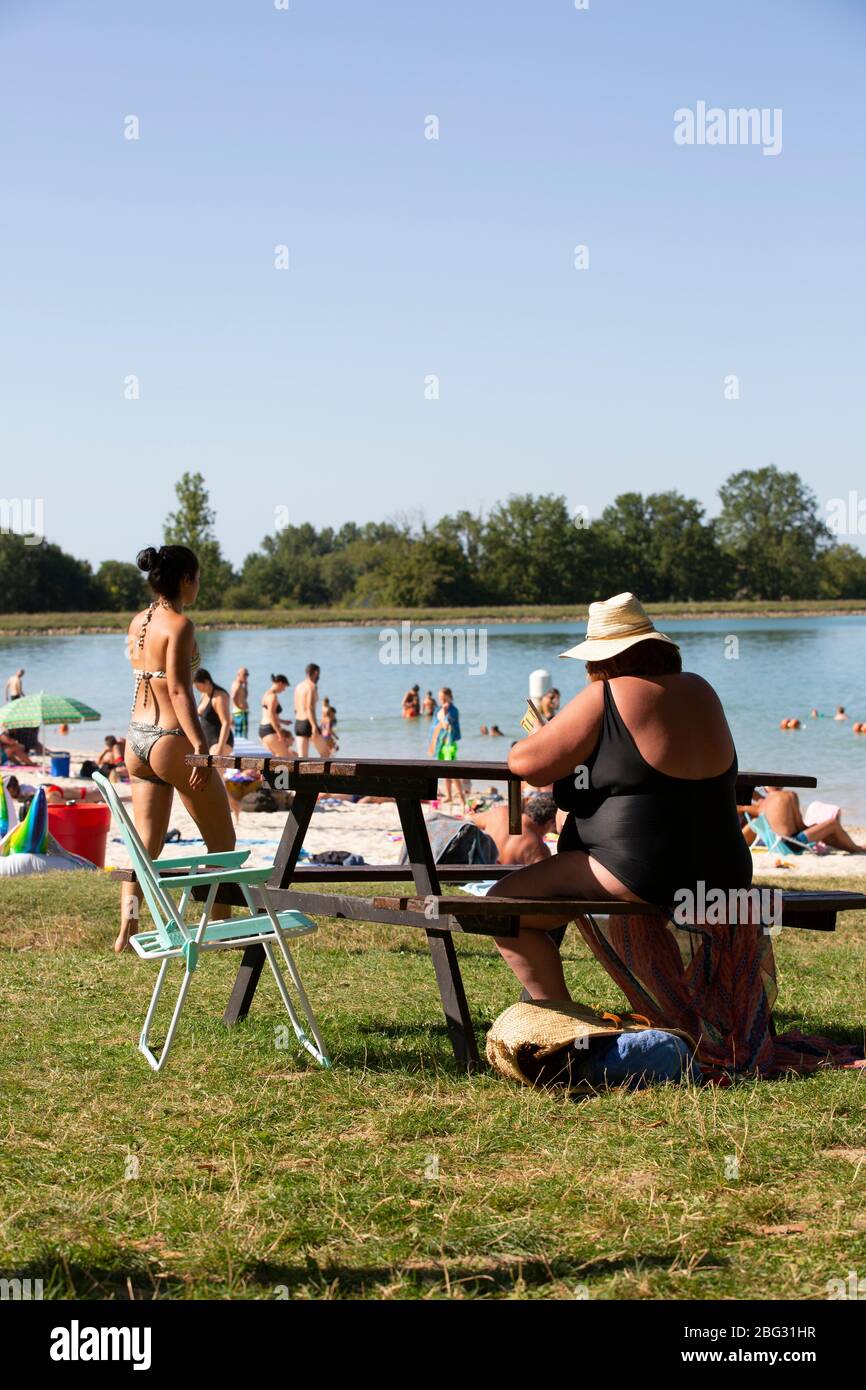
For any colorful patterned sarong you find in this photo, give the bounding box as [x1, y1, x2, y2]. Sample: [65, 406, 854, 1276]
[575, 911, 864, 1083]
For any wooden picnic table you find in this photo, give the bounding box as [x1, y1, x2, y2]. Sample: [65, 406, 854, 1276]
[183, 753, 824, 1069]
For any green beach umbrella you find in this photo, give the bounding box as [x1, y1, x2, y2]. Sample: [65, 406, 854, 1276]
[0, 691, 101, 728]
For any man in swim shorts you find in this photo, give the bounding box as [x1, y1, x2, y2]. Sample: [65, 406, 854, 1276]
[294, 663, 330, 756]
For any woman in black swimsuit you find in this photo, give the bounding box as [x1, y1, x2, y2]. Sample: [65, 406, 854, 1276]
[194, 669, 234, 756]
[259, 674, 294, 758]
[488, 593, 752, 1002]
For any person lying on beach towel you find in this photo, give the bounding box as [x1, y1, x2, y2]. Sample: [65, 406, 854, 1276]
[483, 593, 863, 1081]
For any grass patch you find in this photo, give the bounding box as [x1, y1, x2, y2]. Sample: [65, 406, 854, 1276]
[1, 872, 864, 1300]
[2, 599, 866, 635]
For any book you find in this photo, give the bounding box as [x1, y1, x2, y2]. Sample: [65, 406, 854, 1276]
[520, 697, 547, 735]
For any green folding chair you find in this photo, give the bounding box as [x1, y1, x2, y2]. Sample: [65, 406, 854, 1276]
[93, 772, 329, 1073]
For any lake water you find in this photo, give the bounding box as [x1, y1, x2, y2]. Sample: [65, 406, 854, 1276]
[3, 617, 866, 818]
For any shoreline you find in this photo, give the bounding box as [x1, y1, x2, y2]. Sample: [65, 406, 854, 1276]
[3, 600, 866, 637]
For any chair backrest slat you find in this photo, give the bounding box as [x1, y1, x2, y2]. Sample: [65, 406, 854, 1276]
[92, 773, 186, 947]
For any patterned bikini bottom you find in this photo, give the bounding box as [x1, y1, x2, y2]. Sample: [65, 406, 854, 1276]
[127, 720, 184, 785]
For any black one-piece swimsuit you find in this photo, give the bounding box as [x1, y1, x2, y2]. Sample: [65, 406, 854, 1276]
[552, 680, 752, 908]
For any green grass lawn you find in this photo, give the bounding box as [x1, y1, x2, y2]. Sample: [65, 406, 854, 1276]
[1, 872, 864, 1301]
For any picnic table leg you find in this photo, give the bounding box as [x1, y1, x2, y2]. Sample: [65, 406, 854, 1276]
[223, 945, 267, 1025]
[396, 798, 481, 1071]
[223, 789, 319, 1025]
[269, 791, 320, 889]
[507, 779, 522, 835]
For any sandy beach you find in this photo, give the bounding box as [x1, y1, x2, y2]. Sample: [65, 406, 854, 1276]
[105, 790, 408, 871]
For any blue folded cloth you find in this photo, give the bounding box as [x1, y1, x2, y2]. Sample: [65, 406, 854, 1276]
[586, 1029, 700, 1087]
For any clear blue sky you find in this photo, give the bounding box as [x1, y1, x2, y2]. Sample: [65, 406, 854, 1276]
[2, 0, 864, 569]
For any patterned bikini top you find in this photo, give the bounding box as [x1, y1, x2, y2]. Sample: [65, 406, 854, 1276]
[131, 600, 201, 715]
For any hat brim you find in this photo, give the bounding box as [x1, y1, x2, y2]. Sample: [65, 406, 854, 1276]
[559, 629, 679, 662]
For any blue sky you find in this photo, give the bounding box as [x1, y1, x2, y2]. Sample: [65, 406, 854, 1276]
[1, 0, 864, 568]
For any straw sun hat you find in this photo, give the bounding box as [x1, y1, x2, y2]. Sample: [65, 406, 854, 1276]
[486, 1000, 695, 1092]
[559, 592, 679, 663]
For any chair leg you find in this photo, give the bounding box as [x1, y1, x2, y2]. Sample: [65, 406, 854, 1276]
[139, 958, 195, 1073]
[263, 939, 330, 1068]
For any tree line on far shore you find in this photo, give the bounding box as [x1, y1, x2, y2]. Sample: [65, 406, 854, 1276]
[3, 465, 865, 613]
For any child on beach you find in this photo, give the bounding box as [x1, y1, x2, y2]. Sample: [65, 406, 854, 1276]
[428, 687, 465, 813]
[320, 698, 339, 751]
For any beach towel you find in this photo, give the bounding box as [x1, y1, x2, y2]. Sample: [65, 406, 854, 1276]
[401, 812, 497, 866]
[310, 850, 366, 866]
[575, 909, 864, 1082]
[433, 704, 461, 757]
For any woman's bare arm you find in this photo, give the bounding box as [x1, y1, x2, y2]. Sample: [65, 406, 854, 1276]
[213, 689, 233, 755]
[262, 691, 281, 729]
[166, 619, 209, 755]
[508, 682, 603, 785]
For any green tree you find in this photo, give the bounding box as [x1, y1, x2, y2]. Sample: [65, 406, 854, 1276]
[478, 493, 598, 604]
[238, 523, 334, 606]
[94, 559, 148, 612]
[818, 544, 866, 599]
[594, 493, 659, 599]
[716, 466, 832, 599]
[597, 491, 729, 601]
[0, 534, 99, 613]
[353, 534, 479, 606]
[164, 472, 234, 608]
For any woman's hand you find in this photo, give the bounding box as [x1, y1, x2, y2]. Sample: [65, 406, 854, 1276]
[508, 682, 604, 785]
[189, 763, 211, 791]
[188, 742, 212, 791]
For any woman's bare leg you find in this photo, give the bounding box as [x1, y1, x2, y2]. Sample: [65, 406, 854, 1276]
[487, 851, 645, 1001]
[763, 790, 866, 851]
[117, 776, 173, 952]
[805, 813, 866, 852]
[448, 778, 467, 811]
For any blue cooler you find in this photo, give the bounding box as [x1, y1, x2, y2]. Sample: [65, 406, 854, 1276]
[50, 752, 71, 778]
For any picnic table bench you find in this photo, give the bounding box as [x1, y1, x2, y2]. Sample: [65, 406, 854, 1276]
[167, 753, 866, 1069]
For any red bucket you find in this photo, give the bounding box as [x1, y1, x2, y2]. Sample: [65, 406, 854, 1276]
[48, 802, 112, 867]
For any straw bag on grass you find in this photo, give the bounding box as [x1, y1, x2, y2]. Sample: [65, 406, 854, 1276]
[486, 999, 695, 1093]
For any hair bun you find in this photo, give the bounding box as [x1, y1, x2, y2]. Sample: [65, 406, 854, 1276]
[136, 546, 159, 572]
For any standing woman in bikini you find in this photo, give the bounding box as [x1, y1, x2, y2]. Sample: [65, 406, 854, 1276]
[117, 545, 235, 953]
[259, 675, 294, 758]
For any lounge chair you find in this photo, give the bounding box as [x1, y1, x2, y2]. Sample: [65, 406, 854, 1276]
[745, 811, 823, 858]
[93, 772, 329, 1073]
